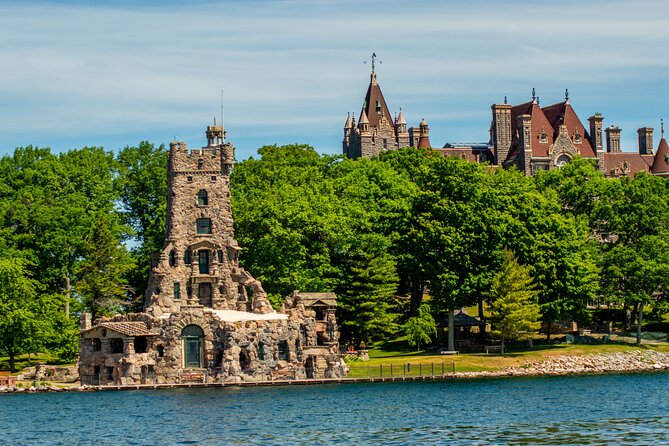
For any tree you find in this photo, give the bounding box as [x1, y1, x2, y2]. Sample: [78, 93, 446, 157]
[0, 259, 43, 372]
[404, 303, 436, 351]
[489, 250, 541, 353]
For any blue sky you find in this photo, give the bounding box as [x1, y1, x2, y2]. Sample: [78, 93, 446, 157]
[1, 0, 669, 160]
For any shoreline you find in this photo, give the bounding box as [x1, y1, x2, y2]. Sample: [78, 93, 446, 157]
[2, 349, 668, 394]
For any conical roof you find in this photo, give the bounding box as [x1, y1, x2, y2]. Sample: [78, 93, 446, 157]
[652, 137, 669, 175]
[396, 109, 406, 125]
[359, 109, 369, 125]
[360, 72, 392, 129]
[344, 113, 352, 129]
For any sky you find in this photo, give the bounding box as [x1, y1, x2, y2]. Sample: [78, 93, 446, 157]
[1, 0, 669, 160]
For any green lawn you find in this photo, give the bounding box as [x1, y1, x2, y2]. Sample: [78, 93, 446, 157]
[346, 338, 669, 378]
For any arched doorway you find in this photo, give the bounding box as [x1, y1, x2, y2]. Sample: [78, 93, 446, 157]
[182, 325, 204, 368]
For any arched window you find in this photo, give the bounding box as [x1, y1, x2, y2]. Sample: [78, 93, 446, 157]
[556, 154, 570, 167]
[197, 189, 208, 206]
[182, 325, 204, 368]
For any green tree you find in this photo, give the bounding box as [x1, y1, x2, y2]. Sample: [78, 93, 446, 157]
[404, 303, 436, 351]
[0, 259, 43, 372]
[489, 249, 541, 353]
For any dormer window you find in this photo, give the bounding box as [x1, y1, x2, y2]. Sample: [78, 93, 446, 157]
[197, 189, 208, 206]
[573, 130, 582, 144]
[539, 129, 548, 143]
[376, 100, 381, 115]
[197, 159, 204, 169]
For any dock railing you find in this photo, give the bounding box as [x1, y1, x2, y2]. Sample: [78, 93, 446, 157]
[346, 361, 456, 379]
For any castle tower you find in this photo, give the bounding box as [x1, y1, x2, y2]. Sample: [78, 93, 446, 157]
[145, 125, 273, 316]
[417, 118, 432, 148]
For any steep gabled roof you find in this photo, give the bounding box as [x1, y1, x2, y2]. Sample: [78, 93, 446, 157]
[510, 100, 555, 157]
[82, 321, 158, 337]
[652, 137, 669, 175]
[541, 101, 596, 157]
[360, 72, 394, 131]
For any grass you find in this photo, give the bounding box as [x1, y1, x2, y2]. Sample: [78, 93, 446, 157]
[0, 352, 74, 374]
[346, 337, 669, 378]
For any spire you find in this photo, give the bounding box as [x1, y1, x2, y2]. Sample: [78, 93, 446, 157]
[344, 112, 352, 129]
[565, 88, 570, 103]
[662, 118, 665, 138]
[359, 109, 369, 125]
[532, 87, 536, 103]
[369, 52, 379, 85]
[397, 107, 406, 125]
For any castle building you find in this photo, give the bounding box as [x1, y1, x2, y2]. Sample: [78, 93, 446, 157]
[343, 63, 669, 179]
[79, 125, 345, 385]
[491, 90, 669, 178]
[343, 58, 430, 158]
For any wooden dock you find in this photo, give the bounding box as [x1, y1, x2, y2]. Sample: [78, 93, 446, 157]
[91, 374, 459, 392]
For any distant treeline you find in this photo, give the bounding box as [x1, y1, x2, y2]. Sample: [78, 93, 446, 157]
[1, 144, 669, 370]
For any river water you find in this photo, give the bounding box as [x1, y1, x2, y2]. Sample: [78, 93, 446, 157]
[2, 372, 669, 445]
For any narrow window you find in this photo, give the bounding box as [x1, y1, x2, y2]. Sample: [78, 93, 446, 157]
[157, 345, 165, 358]
[217, 250, 223, 263]
[278, 340, 288, 361]
[187, 176, 193, 182]
[198, 250, 210, 274]
[105, 367, 114, 381]
[110, 338, 124, 354]
[169, 250, 177, 267]
[196, 218, 211, 234]
[92, 338, 101, 351]
[133, 337, 147, 354]
[173, 282, 181, 301]
[258, 343, 265, 361]
[197, 189, 208, 206]
[184, 250, 192, 265]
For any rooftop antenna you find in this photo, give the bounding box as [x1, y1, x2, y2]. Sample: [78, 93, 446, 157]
[220, 89, 225, 142]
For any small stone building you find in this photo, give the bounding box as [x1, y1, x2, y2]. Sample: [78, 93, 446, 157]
[79, 125, 345, 385]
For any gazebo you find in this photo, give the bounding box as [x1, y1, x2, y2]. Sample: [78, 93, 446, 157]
[437, 310, 487, 351]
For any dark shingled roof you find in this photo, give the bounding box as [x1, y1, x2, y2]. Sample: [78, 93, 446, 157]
[438, 312, 486, 328]
[361, 73, 394, 131]
[83, 321, 158, 337]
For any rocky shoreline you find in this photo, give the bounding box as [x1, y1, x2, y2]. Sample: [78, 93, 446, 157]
[2, 350, 669, 393]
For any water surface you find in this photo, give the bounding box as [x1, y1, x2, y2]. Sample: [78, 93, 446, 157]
[2, 373, 668, 445]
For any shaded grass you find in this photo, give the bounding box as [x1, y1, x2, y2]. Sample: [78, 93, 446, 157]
[0, 353, 73, 374]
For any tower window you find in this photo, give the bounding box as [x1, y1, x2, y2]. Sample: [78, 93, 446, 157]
[278, 340, 288, 361]
[198, 250, 210, 275]
[196, 218, 212, 234]
[173, 282, 181, 301]
[169, 250, 177, 267]
[217, 250, 223, 263]
[184, 250, 192, 265]
[197, 189, 208, 206]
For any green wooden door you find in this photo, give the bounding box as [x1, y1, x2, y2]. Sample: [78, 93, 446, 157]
[184, 336, 201, 368]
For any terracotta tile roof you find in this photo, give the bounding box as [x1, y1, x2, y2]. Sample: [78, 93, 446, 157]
[88, 321, 158, 337]
[418, 135, 432, 148]
[652, 138, 669, 174]
[435, 147, 494, 163]
[541, 101, 596, 157]
[510, 101, 555, 157]
[603, 152, 653, 177]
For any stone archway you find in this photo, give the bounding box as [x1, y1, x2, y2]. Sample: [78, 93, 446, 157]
[181, 325, 204, 368]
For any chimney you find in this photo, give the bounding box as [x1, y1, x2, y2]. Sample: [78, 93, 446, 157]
[605, 126, 621, 153]
[588, 114, 604, 152]
[637, 127, 654, 155]
[492, 103, 513, 164]
[81, 313, 92, 330]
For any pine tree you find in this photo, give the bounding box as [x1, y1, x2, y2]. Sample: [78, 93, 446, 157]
[490, 249, 541, 353]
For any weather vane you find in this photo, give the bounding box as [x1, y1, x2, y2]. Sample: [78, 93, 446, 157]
[364, 52, 382, 72]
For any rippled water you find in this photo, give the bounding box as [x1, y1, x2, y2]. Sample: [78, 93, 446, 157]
[3, 373, 669, 445]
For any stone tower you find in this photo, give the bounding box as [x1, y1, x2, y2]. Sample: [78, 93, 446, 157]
[143, 125, 273, 316]
[491, 102, 513, 164]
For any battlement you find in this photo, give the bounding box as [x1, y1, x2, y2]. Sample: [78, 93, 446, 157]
[168, 140, 234, 173]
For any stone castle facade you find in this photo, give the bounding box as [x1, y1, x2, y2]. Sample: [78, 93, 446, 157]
[345, 67, 669, 179]
[79, 126, 345, 385]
